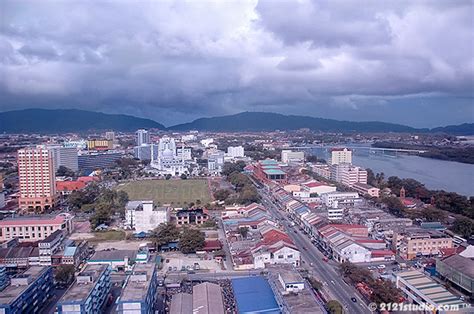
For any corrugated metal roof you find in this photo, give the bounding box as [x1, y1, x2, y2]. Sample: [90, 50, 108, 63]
[232, 276, 280, 314]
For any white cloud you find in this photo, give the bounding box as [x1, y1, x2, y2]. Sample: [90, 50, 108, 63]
[0, 0, 472, 126]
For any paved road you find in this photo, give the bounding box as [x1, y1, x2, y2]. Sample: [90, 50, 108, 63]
[258, 188, 371, 314]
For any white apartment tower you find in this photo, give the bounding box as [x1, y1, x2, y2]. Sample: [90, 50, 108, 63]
[330, 148, 352, 165]
[18, 146, 57, 211]
[135, 129, 150, 146]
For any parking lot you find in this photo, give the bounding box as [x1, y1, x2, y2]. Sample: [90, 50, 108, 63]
[161, 252, 224, 273]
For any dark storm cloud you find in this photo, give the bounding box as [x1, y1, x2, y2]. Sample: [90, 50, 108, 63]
[0, 0, 473, 127]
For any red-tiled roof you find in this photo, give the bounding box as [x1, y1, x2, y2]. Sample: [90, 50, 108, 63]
[56, 180, 86, 191]
[370, 250, 395, 257]
[0, 216, 65, 226]
[402, 199, 416, 206]
[203, 240, 222, 251]
[303, 182, 325, 188]
[77, 176, 98, 183]
[353, 238, 385, 244]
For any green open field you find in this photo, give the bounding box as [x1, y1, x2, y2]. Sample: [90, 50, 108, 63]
[116, 179, 212, 207]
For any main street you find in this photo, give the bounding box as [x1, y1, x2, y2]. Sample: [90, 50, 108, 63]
[257, 186, 371, 314]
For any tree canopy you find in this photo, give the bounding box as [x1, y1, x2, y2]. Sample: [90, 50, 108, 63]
[179, 228, 205, 254]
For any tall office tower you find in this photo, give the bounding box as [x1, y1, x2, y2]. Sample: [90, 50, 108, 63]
[48, 145, 79, 172]
[105, 131, 115, 141]
[330, 148, 352, 165]
[17, 146, 57, 211]
[136, 129, 150, 146]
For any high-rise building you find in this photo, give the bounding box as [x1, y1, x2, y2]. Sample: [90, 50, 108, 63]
[281, 150, 304, 163]
[330, 148, 352, 165]
[330, 163, 351, 182]
[136, 129, 150, 146]
[134, 144, 159, 161]
[78, 151, 123, 174]
[227, 146, 245, 158]
[18, 146, 57, 211]
[48, 145, 79, 172]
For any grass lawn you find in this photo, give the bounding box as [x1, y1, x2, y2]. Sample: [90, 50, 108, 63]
[92, 230, 126, 242]
[116, 179, 212, 207]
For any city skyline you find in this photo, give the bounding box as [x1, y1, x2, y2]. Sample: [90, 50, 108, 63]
[1, 1, 473, 127]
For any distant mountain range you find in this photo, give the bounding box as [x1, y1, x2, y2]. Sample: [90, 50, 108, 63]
[169, 112, 422, 133]
[0, 109, 473, 134]
[0, 109, 165, 133]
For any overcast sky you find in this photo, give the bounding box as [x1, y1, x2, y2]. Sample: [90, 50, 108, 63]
[1, 0, 473, 127]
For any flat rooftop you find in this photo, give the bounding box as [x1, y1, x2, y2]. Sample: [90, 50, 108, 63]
[0, 266, 49, 306]
[119, 264, 156, 303]
[89, 249, 136, 262]
[59, 264, 109, 304]
[279, 268, 304, 284]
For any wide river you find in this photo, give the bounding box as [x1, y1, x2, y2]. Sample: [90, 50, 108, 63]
[310, 146, 474, 197]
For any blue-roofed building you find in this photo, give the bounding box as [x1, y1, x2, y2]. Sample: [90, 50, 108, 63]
[0, 267, 9, 291]
[0, 266, 53, 314]
[57, 264, 111, 314]
[232, 276, 281, 314]
[116, 263, 157, 314]
[254, 160, 287, 184]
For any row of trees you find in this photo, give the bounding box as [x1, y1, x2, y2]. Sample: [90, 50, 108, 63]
[213, 162, 261, 205]
[339, 262, 402, 305]
[68, 183, 129, 229]
[151, 223, 205, 254]
[367, 169, 474, 238]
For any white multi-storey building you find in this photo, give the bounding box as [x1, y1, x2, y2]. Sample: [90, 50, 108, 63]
[227, 146, 245, 158]
[125, 201, 169, 233]
[281, 150, 305, 164]
[150, 137, 188, 175]
[341, 166, 368, 187]
[200, 138, 214, 147]
[135, 129, 150, 146]
[177, 147, 192, 160]
[208, 151, 225, 174]
[321, 191, 360, 207]
[181, 134, 196, 142]
[327, 201, 344, 221]
[330, 163, 351, 182]
[330, 148, 352, 165]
